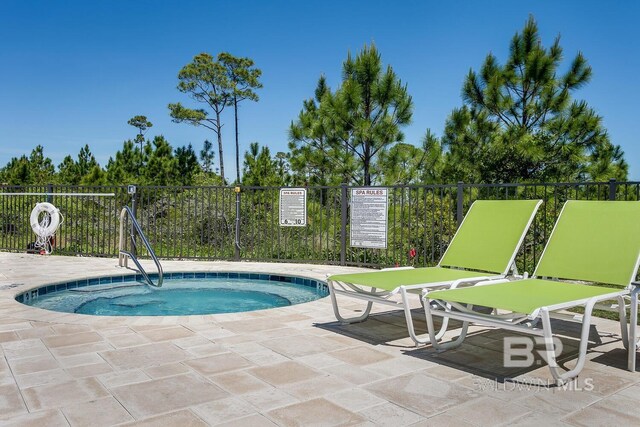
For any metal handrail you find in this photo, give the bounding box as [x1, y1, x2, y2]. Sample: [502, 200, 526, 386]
[118, 206, 163, 287]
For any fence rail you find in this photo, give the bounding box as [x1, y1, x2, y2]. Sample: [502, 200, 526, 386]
[2, 180, 639, 272]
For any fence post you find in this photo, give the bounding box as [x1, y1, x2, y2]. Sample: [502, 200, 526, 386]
[456, 181, 464, 226]
[46, 183, 53, 204]
[340, 184, 348, 266]
[234, 187, 241, 261]
[130, 185, 137, 257]
[608, 178, 617, 201]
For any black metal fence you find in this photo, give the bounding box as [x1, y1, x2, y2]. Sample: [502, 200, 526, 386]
[1, 180, 639, 272]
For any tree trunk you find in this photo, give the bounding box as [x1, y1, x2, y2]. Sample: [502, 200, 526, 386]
[216, 110, 225, 183]
[363, 141, 371, 186]
[234, 96, 240, 183]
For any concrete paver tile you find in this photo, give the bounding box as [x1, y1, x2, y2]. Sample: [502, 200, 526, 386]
[21, 377, 110, 412]
[365, 372, 480, 418]
[249, 360, 322, 386]
[268, 397, 366, 427]
[111, 373, 228, 419]
[563, 393, 640, 426]
[143, 362, 191, 379]
[191, 396, 257, 425]
[42, 332, 103, 348]
[358, 401, 424, 425]
[137, 325, 195, 342]
[9, 354, 60, 375]
[99, 342, 189, 370]
[325, 388, 387, 413]
[216, 414, 278, 426]
[97, 369, 151, 389]
[0, 384, 28, 420]
[62, 396, 133, 426]
[184, 352, 251, 376]
[210, 370, 272, 395]
[0, 409, 69, 427]
[118, 409, 208, 427]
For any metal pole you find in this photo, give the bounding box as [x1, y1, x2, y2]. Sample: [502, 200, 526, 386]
[234, 187, 241, 260]
[46, 183, 53, 204]
[456, 181, 464, 226]
[340, 184, 348, 266]
[608, 178, 617, 201]
[130, 185, 137, 257]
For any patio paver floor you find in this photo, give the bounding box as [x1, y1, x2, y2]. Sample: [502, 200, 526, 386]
[0, 252, 638, 426]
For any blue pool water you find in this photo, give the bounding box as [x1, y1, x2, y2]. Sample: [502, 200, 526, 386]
[19, 274, 328, 316]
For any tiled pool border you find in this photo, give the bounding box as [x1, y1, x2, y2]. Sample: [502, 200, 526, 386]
[15, 272, 328, 304]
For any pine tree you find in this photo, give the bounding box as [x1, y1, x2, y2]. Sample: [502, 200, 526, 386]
[218, 53, 262, 183]
[169, 53, 231, 183]
[442, 16, 627, 183]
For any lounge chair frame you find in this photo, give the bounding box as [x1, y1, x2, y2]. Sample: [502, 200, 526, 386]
[628, 282, 640, 371]
[423, 201, 640, 384]
[328, 200, 542, 345]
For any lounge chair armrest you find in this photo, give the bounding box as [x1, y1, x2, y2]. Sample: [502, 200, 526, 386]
[474, 278, 510, 287]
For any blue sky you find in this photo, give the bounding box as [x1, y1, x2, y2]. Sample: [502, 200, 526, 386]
[1, 0, 638, 180]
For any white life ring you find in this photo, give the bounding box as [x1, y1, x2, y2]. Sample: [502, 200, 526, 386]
[30, 202, 61, 237]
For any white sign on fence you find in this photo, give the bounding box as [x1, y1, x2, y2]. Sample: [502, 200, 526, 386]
[350, 188, 388, 249]
[279, 188, 307, 226]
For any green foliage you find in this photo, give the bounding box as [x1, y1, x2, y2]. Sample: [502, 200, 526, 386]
[329, 44, 413, 185]
[289, 76, 357, 186]
[57, 145, 100, 185]
[80, 165, 107, 186]
[377, 131, 444, 185]
[145, 136, 177, 186]
[199, 139, 215, 173]
[127, 115, 153, 137]
[106, 140, 146, 184]
[242, 142, 290, 187]
[174, 144, 200, 186]
[441, 16, 628, 183]
[290, 44, 413, 186]
[0, 145, 56, 185]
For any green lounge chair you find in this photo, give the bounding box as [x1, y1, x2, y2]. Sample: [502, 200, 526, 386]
[629, 283, 640, 371]
[424, 200, 640, 384]
[327, 199, 542, 345]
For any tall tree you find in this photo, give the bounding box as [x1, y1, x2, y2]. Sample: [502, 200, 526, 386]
[174, 144, 200, 186]
[289, 76, 357, 186]
[442, 16, 627, 183]
[145, 136, 177, 186]
[106, 140, 147, 184]
[0, 145, 55, 185]
[28, 145, 56, 184]
[199, 139, 215, 174]
[169, 53, 231, 183]
[242, 142, 289, 187]
[57, 144, 99, 184]
[127, 115, 153, 171]
[377, 131, 444, 185]
[323, 44, 413, 185]
[218, 53, 262, 183]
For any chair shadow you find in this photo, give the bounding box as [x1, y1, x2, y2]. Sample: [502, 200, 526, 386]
[314, 307, 628, 385]
[313, 307, 445, 347]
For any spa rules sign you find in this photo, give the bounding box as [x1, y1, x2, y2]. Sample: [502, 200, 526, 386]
[279, 188, 307, 226]
[350, 188, 388, 249]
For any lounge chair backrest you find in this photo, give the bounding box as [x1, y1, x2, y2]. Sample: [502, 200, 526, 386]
[439, 200, 542, 274]
[534, 201, 640, 286]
